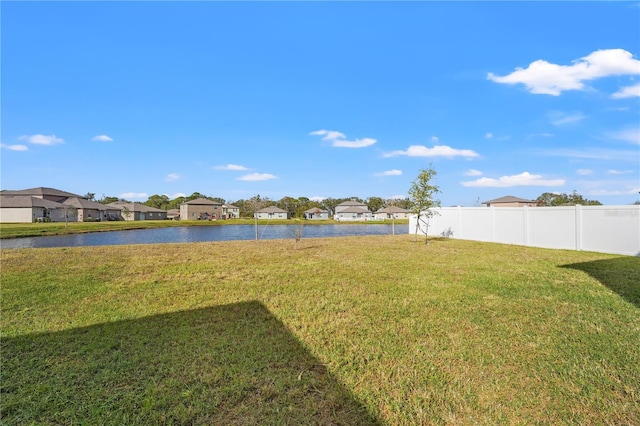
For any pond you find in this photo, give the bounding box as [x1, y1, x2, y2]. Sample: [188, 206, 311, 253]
[0, 224, 410, 249]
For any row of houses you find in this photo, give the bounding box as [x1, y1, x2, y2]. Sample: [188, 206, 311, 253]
[0, 187, 534, 224]
[0, 187, 412, 223]
[256, 200, 411, 221]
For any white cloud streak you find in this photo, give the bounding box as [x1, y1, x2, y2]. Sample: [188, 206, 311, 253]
[606, 128, 640, 145]
[1, 143, 28, 151]
[464, 169, 483, 176]
[214, 164, 249, 171]
[92, 135, 113, 142]
[549, 111, 586, 126]
[488, 48, 640, 96]
[310, 129, 377, 148]
[612, 83, 640, 99]
[375, 169, 402, 177]
[461, 172, 565, 188]
[18, 134, 64, 145]
[165, 173, 180, 182]
[237, 173, 277, 181]
[607, 169, 634, 175]
[383, 144, 479, 158]
[576, 169, 593, 176]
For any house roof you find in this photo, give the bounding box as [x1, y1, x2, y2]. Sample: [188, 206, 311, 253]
[107, 201, 166, 213]
[222, 204, 239, 209]
[482, 195, 534, 204]
[256, 206, 288, 214]
[1, 187, 83, 198]
[304, 207, 328, 214]
[182, 198, 222, 206]
[336, 200, 367, 207]
[375, 206, 409, 214]
[63, 197, 109, 210]
[0, 195, 65, 209]
[337, 206, 371, 214]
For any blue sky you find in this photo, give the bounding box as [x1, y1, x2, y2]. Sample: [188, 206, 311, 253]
[2, 1, 639, 206]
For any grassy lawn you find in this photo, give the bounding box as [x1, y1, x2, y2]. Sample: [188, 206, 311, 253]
[0, 219, 407, 239]
[1, 236, 638, 424]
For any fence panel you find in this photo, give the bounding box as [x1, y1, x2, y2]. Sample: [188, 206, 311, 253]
[410, 205, 639, 256]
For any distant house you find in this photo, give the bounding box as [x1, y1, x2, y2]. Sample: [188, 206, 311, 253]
[63, 197, 120, 222]
[0, 187, 119, 223]
[222, 204, 240, 219]
[255, 206, 289, 220]
[303, 207, 329, 220]
[482, 196, 537, 207]
[334, 200, 372, 221]
[179, 198, 222, 220]
[107, 201, 168, 221]
[167, 209, 180, 220]
[373, 206, 410, 220]
[0, 195, 67, 223]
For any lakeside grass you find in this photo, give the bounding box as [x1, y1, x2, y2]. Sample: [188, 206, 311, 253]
[2, 236, 639, 424]
[0, 219, 408, 239]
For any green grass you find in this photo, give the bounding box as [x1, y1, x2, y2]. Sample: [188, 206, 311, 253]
[0, 218, 407, 239]
[2, 236, 638, 424]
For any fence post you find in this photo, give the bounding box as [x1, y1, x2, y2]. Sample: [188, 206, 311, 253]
[575, 204, 582, 251]
[523, 205, 530, 247]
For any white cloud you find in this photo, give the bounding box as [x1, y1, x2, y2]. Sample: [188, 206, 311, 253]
[18, 134, 64, 145]
[383, 144, 479, 158]
[1, 143, 28, 151]
[310, 196, 326, 202]
[464, 169, 483, 177]
[607, 169, 634, 175]
[310, 129, 376, 148]
[165, 173, 180, 182]
[611, 83, 640, 99]
[606, 128, 640, 145]
[92, 135, 113, 142]
[488, 48, 640, 96]
[431, 136, 439, 143]
[576, 169, 593, 176]
[587, 186, 640, 196]
[237, 173, 277, 181]
[214, 164, 249, 171]
[549, 111, 586, 126]
[484, 133, 494, 139]
[375, 169, 402, 177]
[461, 172, 565, 188]
[120, 192, 148, 200]
[542, 148, 639, 161]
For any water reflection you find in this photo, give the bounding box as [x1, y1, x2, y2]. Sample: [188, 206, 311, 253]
[0, 224, 409, 249]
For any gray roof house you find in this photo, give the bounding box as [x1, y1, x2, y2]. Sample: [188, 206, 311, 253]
[255, 206, 289, 220]
[0, 195, 68, 223]
[303, 207, 329, 220]
[179, 198, 222, 220]
[334, 200, 372, 221]
[482, 196, 537, 207]
[373, 206, 410, 220]
[107, 201, 168, 221]
[0, 187, 120, 223]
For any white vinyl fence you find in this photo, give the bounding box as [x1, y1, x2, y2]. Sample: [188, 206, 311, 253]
[409, 205, 640, 256]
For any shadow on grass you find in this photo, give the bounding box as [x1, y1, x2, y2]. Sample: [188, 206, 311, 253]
[1, 301, 380, 425]
[561, 256, 640, 308]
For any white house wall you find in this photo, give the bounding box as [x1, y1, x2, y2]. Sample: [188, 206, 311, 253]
[410, 205, 640, 256]
[0, 207, 34, 223]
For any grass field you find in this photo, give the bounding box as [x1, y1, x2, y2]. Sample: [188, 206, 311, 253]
[1, 236, 638, 424]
